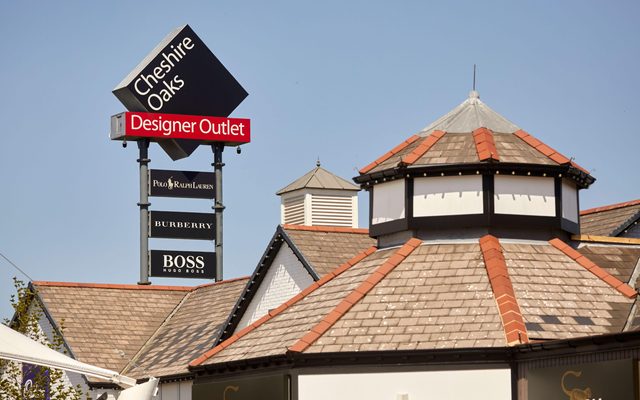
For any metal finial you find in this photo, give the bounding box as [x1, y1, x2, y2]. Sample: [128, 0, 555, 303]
[473, 64, 476, 91]
[316, 157, 321, 167]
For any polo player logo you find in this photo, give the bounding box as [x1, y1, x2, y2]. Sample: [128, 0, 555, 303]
[167, 177, 174, 190]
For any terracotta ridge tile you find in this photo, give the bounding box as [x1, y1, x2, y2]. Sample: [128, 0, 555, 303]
[549, 238, 637, 299]
[571, 234, 640, 245]
[359, 135, 421, 174]
[473, 127, 500, 162]
[513, 130, 589, 174]
[188, 245, 378, 367]
[479, 235, 529, 346]
[282, 224, 369, 234]
[287, 238, 423, 354]
[32, 281, 193, 291]
[579, 199, 640, 216]
[400, 130, 446, 165]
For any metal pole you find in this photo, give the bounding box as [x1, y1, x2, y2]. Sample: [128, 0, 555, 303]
[213, 144, 224, 281]
[138, 139, 151, 285]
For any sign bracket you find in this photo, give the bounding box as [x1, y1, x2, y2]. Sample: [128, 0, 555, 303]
[213, 144, 224, 281]
[137, 139, 151, 285]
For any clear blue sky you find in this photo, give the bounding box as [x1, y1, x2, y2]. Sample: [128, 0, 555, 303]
[1, 1, 639, 320]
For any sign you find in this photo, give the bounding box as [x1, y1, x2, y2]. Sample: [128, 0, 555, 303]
[149, 211, 215, 240]
[110, 112, 250, 145]
[527, 359, 636, 400]
[193, 375, 289, 400]
[150, 250, 215, 279]
[22, 363, 50, 400]
[149, 169, 215, 199]
[113, 24, 248, 160]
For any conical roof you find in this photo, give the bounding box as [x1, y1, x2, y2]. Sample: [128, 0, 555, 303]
[358, 91, 592, 187]
[419, 90, 519, 135]
[277, 163, 359, 195]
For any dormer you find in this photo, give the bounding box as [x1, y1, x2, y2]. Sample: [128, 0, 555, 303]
[355, 91, 595, 245]
[277, 162, 360, 228]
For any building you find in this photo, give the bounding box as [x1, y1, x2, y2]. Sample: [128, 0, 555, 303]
[11, 91, 640, 399]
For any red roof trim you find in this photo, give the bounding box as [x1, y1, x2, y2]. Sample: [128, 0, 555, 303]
[400, 130, 446, 165]
[288, 238, 423, 353]
[549, 238, 637, 298]
[473, 127, 500, 162]
[282, 224, 369, 234]
[580, 199, 640, 216]
[32, 277, 249, 292]
[514, 130, 589, 174]
[359, 135, 421, 174]
[188, 245, 378, 367]
[479, 235, 529, 345]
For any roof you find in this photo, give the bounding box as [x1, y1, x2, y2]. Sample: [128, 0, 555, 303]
[33, 282, 188, 380]
[121, 278, 247, 379]
[191, 236, 637, 369]
[276, 165, 359, 195]
[358, 92, 591, 181]
[216, 224, 376, 343]
[580, 199, 640, 237]
[33, 279, 248, 382]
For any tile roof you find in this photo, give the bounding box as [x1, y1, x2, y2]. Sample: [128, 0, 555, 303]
[580, 199, 640, 237]
[192, 237, 638, 369]
[473, 128, 500, 162]
[276, 165, 359, 195]
[576, 244, 640, 288]
[33, 282, 189, 379]
[283, 225, 376, 276]
[121, 278, 248, 379]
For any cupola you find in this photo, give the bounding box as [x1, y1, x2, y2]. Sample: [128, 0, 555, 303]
[355, 91, 595, 244]
[277, 162, 360, 228]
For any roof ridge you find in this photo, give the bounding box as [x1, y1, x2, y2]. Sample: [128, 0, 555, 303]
[359, 135, 420, 174]
[513, 130, 589, 174]
[32, 281, 194, 291]
[188, 245, 378, 367]
[287, 238, 423, 353]
[282, 224, 369, 234]
[479, 235, 529, 346]
[580, 199, 640, 216]
[191, 276, 250, 291]
[473, 127, 500, 162]
[549, 238, 637, 298]
[400, 130, 446, 165]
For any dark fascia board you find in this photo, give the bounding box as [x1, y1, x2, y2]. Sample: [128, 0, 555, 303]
[215, 225, 319, 345]
[215, 228, 285, 344]
[611, 210, 640, 237]
[194, 330, 640, 377]
[354, 162, 594, 189]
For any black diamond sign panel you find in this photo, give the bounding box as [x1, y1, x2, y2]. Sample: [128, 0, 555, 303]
[150, 250, 216, 279]
[149, 211, 215, 240]
[113, 24, 248, 160]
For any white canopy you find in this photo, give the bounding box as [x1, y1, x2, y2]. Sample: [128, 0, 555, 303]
[118, 377, 158, 400]
[0, 323, 137, 387]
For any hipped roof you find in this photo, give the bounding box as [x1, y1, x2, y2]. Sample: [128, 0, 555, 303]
[580, 199, 640, 237]
[277, 165, 359, 195]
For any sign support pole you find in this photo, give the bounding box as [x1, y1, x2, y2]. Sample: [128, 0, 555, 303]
[138, 139, 151, 285]
[213, 144, 224, 281]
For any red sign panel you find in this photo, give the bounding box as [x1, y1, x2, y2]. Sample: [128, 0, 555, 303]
[110, 111, 250, 145]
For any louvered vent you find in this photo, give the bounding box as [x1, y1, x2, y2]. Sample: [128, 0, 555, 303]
[283, 194, 305, 225]
[311, 195, 354, 227]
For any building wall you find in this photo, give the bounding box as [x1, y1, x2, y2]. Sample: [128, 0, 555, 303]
[372, 179, 405, 224]
[297, 368, 511, 400]
[561, 180, 578, 223]
[236, 242, 314, 330]
[156, 381, 192, 400]
[494, 176, 555, 217]
[413, 175, 484, 217]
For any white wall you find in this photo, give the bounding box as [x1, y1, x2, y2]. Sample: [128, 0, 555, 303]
[372, 180, 405, 224]
[156, 381, 192, 400]
[413, 175, 483, 217]
[494, 175, 555, 217]
[561, 180, 578, 223]
[298, 369, 511, 400]
[236, 242, 315, 331]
